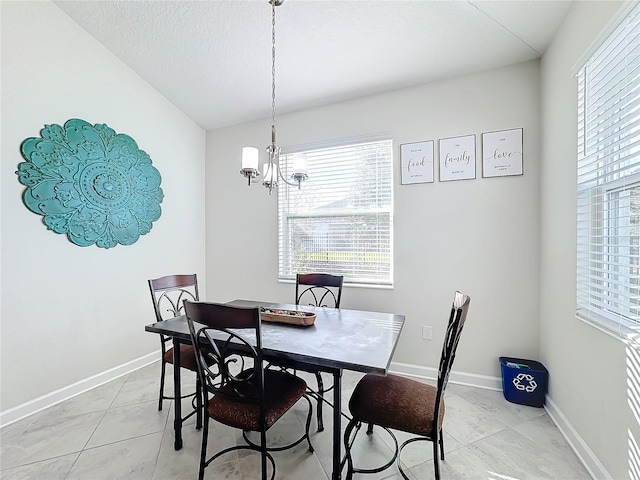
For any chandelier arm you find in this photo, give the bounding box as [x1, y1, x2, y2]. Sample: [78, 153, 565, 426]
[277, 162, 307, 189]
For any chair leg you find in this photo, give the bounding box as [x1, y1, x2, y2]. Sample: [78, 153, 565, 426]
[439, 429, 445, 460]
[433, 437, 440, 480]
[346, 421, 399, 478]
[199, 415, 208, 480]
[366, 423, 374, 435]
[314, 372, 324, 432]
[195, 377, 203, 430]
[342, 418, 359, 480]
[304, 395, 315, 452]
[260, 430, 268, 480]
[158, 359, 167, 411]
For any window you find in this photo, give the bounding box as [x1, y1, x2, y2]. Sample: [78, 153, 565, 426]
[278, 138, 393, 286]
[576, 2, 640, 335]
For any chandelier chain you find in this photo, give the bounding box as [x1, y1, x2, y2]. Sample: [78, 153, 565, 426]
[271, 1, 277, 130]
[240, 0, 307, 193]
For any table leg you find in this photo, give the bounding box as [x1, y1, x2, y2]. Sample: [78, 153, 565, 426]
[173, 338, 183, 450]
[332, 369, 343, 480]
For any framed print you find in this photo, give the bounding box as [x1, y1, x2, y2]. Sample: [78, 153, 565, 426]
[439, 134, 476, 182]
[400, 140, 434, 184]
[482, 128, 523, 178]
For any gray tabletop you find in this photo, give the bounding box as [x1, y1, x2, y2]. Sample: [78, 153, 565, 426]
[145, 299, 405, 375]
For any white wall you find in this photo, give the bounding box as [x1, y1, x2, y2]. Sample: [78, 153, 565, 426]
[206, 60, 541, 381]
[2, 0, 634, 476]
[0, 1, 206, 413]
[540, 1, 639, 478]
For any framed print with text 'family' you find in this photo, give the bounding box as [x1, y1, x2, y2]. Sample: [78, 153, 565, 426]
[482, 128, 523, 178]
[439, 134, 476, 182]
[400, 140, 434, 185]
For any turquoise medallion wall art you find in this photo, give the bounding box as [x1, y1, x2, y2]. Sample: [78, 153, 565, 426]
[16, 119, 164, 248]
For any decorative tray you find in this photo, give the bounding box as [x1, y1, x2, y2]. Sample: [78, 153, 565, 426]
[259, 307, 316, 326]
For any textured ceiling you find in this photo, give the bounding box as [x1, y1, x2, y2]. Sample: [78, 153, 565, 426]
[54, 0, 573, 131]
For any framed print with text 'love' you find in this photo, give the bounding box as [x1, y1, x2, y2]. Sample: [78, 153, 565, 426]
[482, 128, 523, 178]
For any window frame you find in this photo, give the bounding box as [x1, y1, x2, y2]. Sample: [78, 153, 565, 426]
[277, 136, 394, 288]
[575, 2, 640, 338]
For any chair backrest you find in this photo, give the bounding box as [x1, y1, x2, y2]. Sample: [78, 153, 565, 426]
[295, 273, 344, 308]
[148, 274, 199, 321]
[433, 291, 471, 430]
[183, 301, 264, 406]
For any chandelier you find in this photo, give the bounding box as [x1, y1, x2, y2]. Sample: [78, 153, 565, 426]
[240, 0, 308, 195]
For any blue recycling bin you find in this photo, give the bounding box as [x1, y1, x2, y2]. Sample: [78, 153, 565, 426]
[499, 356, 548, 407]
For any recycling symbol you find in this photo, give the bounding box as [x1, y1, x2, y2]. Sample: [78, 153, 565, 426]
[512, 373, 537, 393]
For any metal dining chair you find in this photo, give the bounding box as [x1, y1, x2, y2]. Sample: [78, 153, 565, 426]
[184, 300, 314, 480]
[295, 273, 343, 309]
[148, 274, 202, 429]
[342, 291, 471, 480]
[294, 273, 344, 432]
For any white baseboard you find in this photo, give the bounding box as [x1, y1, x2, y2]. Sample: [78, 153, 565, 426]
[0, 352, 158, 429]
[389, 361, 503, 391]
[544, 395, 611, 480]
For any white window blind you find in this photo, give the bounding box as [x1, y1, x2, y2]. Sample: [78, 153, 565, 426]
[278, 138, 393, 286]
[576, 2, 640, 336]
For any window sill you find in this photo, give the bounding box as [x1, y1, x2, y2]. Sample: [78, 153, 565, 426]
[576, 313, 640, 346]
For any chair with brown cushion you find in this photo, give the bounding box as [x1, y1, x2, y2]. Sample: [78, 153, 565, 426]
[183, 300, 314, 480]
[342, 291, 471, 480]
[295, 272, 343, 432]
[148, 274, 202, 428]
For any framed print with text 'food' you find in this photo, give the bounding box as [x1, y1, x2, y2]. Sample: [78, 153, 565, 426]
[400, 140, 434, 185]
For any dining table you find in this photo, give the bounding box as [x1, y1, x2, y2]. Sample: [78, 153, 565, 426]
[144, 299, 405, 480]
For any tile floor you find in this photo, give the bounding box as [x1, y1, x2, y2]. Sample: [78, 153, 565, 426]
[0, 363, 591, 480]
